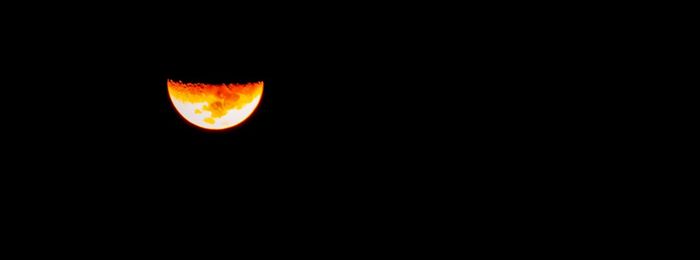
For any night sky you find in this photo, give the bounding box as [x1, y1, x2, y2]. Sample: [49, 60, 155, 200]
[0, 6, 614, 245]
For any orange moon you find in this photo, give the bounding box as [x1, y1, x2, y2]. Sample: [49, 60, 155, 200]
[167, 80, 263, 130]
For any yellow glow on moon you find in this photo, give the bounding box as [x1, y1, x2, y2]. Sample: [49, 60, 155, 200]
[167, 80, 263, 130]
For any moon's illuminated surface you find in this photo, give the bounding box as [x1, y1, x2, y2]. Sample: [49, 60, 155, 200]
[167, 80, 263, 130]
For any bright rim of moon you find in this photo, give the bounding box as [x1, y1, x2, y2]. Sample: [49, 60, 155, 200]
[167, 80, 264, 130]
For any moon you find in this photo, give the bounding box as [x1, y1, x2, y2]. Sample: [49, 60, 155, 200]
[167, 80, 263, 130]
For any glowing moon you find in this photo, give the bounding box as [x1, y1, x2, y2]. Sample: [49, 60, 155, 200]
[167, 80, 263, 130]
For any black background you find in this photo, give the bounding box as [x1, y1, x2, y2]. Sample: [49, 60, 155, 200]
[0, 5, 646, 249]
[0, 7, 623, 247]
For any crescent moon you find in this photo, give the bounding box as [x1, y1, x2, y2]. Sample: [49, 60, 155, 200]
[167, 80, 264, 130]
